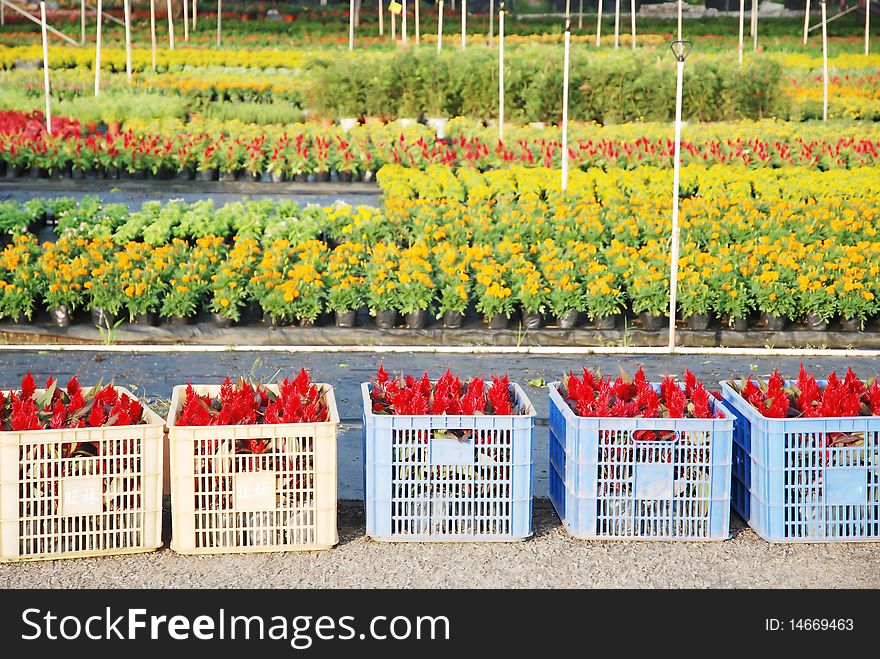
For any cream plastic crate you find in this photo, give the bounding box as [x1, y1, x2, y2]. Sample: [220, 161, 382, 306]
[0, 387, 164, 562]
[168, 383, 339, 554]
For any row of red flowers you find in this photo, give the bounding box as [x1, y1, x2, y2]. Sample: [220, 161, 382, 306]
[177, 368, 330, 428]
[1, 113, 876, 174]
[733, 366, 880, 419]
[1, 372, 144, 432]
[561, 367, 722, 424]
[369, 365, 518, 416]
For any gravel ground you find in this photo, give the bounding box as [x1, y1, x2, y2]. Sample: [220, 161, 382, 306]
[2, 351, 879, 589]
[3, 503, 879, 589]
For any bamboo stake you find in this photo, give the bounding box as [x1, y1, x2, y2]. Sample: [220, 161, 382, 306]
[40, 2, 52, 135]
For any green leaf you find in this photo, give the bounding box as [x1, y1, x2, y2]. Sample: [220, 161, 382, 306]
[528, 377, 546, 388]
[34, 380, 58, 408]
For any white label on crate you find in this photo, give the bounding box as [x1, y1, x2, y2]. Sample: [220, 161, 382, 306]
[634, 463, 674, 500]
[234, 472, 276, 512]
[59, 476, 103, 517]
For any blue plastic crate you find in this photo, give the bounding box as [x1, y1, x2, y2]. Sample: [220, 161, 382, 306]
[362, 382, 535, 541]
[721, 381, 880, 542]
[548, 382, 734, 540]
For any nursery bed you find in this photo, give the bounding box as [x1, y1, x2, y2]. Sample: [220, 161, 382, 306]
[1, 321, 879, 349]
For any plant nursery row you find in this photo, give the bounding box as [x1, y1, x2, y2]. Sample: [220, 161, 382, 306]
[1, 362, 879, 562]
[3, 110, 879, 179]
[3, 45, 878, 122]
[0, 162, 877, 329]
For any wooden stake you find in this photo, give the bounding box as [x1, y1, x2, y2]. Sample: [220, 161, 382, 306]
[461, 0, 466, 50]
[123, 0, 132, 84]
[437, 0, 443, 52]
[821, 0, 828, 120]
[167, 0, 175, 50]
[94, 0, 102, 96]
[499, 3, 504, 141]
[561, 19, 571, 192]
[803, 0, 810, 45]
[738, 0, 744, 67]
[40, 1, 52, 135]
[630, 0, 635, 50]
[350, 0, 355, 50]
[614, 0, 620, 48]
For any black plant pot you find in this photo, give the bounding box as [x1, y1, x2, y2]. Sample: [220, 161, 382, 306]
[262, 313, 284, 328]
[638, 312, 668, 331]
[133, 312, 159, 326]
[405, 309, 429, 329]
[338, 171, 353, 183]
[106, 166, 120, 179]
[269, 170, 285, 183]
[155, 165, 173, 180]
[335, 310, 357, 328]
[840, 317, 863, 332]
[314, 171, 330, 183]
[686, 313, 711, 331]
[166, 315, 194, 326]
[486, 313, 508, 330]
[5, 164, 23, 178]
[593, 313, 619, 330]
[805, 313, 828, 331]
[294, 172, 308, 183]
[725, 316, 749, 331]
[248, 171, 262, 182]
[196, 168, 218, 182]
[70, 166, 86, 180]
[219, 170, 237, 183]
[374, 309, 398, 329]
[521, 310, 543, 329]
[90, 307, 117, 328]
[49, 305, 71, 328]
[178, 166, 195, 180]
[210, 312, 233, 328]
[762, 312, 787, 331]
[299, 318, 316, 328]
[556, 310, 580, 330]
[361, 170, 375, 183]
[130, 168, 147, 180]
[443, 311, 464, 329]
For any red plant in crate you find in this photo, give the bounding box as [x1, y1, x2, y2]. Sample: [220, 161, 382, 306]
[733, 365, 880, 420]
[177, 368, 328, 428]
[0, 372, 144, 433]
[369, 366, 519, 416]
[561, 367, 723, 427]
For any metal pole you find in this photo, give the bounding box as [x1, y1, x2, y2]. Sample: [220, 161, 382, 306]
[614, 0, 620, 48]
[437, 0, 443, 52]
[561, 20, 571, 193]
[821, 0, 828, 120]
[630, 0, 636, 50]
[499, 3, 504, 142]
[167, 0, 175, 50]
[596, 0, 602, 46]
[803, 0, 810, 45]
[403, 0, 407, 42]
[81, 0, 86, 43]
[579, 0, 583, 30]
[150, 0, 157, 70]
[350, 0, 355, 50]
[183, 0, 189, 41]
[415, 0, 419, 43]
[739, 0, 744, 67]
[40, 2, 52, 135]
[668, 40, 690, 352]
[124, 0, 132, 84]
[94, 0, 102, 96]
[461, 0, 466, 49]
[379, 0, 383, 36]
[216, 0, 221, 48]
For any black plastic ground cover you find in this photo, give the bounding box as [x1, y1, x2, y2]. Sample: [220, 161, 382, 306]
[2, 321, 878, 348]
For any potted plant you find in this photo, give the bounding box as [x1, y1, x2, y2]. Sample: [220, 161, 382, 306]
[366, 241, 401, 329]
[396, 243, 435, 329]
[208, 237, 261, 327]
[325, 241, 367, 328]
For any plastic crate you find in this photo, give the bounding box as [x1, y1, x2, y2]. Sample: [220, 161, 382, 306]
[362, 382, 535, 541]
[168, 383, 339, 554]
[548, 382, 734, 541]
[721, 380, 880, 542]
[0, 387, 164, 562]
